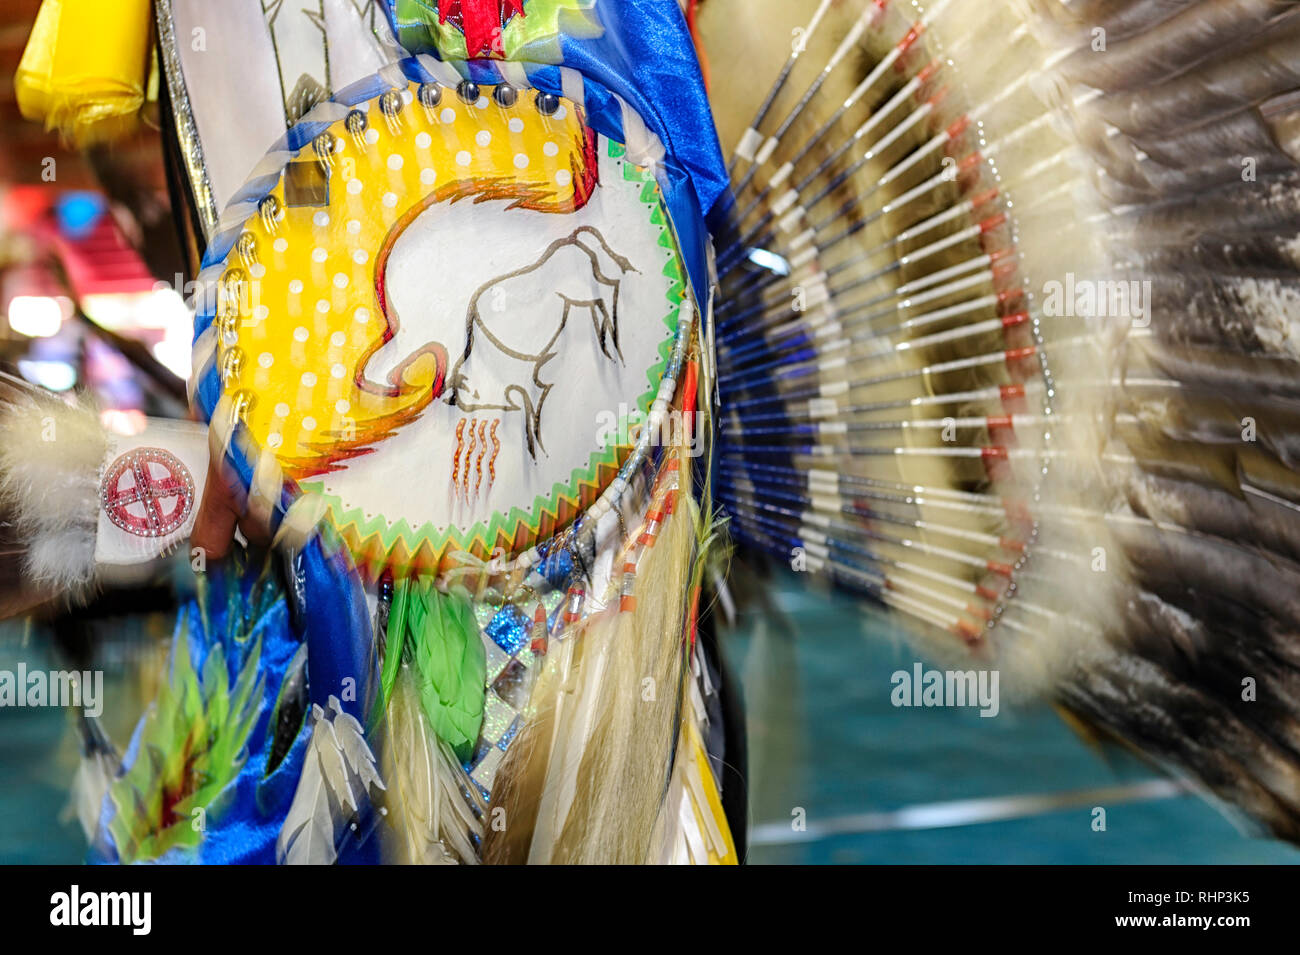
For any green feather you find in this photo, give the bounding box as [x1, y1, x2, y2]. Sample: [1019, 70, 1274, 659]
[376, 578, 412, 720]
[400, 579, 486, 764]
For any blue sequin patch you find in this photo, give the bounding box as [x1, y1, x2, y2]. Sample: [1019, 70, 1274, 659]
[499, 716, 522, 751]
[484, 604, 529, 655]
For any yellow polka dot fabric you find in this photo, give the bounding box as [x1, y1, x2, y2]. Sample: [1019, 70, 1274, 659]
[218, 84, 593, 479]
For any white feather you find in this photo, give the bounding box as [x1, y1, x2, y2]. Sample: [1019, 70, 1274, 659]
[277, 696, 386, 865]
[382, 665, 484, 864]
[278, 747, 337, 865]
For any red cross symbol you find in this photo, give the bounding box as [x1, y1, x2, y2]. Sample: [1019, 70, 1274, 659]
[101, 448, 195, 538]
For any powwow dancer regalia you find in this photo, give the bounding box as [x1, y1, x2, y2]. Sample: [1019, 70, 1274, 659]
[13, 0, 737, 864]
[11, 0, 1300, 864]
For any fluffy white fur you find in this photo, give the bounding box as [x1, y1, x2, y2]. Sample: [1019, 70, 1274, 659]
[0, 384, 106, 600]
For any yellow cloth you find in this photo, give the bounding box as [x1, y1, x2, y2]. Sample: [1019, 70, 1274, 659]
[15, 0, 152, 145]
[684, 717, 739, 864]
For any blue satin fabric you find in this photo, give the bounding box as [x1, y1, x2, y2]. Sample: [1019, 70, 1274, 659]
[284, 534, 379, 725]
[91, 553, 381, 865]
[382, 0, 728, 219]
[91, 560, 305, 864]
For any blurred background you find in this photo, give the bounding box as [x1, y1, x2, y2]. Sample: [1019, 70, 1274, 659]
[728, 571, 1300, 864]
[0, 0, 196, 864]
[0, 1, 190, 414]
[0, 0, 1297, 865]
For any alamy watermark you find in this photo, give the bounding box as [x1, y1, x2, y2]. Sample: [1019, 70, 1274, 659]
[1042, 272, 1152, 327]
[50, 885, 151, 935]
[891, 663, 1000, 717]
[595, 403, 706, 458]
[0, 665, 102, 717]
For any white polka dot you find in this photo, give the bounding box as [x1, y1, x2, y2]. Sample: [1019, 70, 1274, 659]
[335, 399, 351, 414]
[312, 247, 327, 263]
[293, 326, 309, 342]
[440, 108, 455, 124]
[267, 433, 283, 449]
[258, 352, 274, 368]
[388, 154, 404, 170]
[333, 273, 349, 289]
[475, 130, 492, 147]
[543, 141, 559, 157]
[354, 307, 371, 323]
[508, 117, 524, 133]
[556, 169, 572, 186]
[553, 105, 567, 121]
[364, 128, 379, 144]
[288, 279, 304, 295]
[415, 131, 431, 148]
[330, 331, 346, 347]
[273, 237, 288, 253]
[475, 96, 488, 109]
[347, 219, 361, 235]
[383, 192, 397, 207]
[352, 249, 368, 265]
[301, 372, 318, 387]
[316, 299, 331, 314]
[514, 153, 529, 169]
[420, 168, 436, 185]
[302, 416, 317, 431]
[253, 305, 270, 322]
[347, 178, 363, 195]
[274, 402, 290, 418]
[249, 263, 266, 279]
[455, 150, 471, 166]
[401, 89, 414, 104]
[330, 364, 346, 379]
[313, 211, 330, 227]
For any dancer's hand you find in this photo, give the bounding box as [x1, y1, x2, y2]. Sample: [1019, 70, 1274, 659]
[190, 454, 271, 560]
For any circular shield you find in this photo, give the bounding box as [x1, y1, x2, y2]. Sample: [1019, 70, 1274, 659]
[200, 77, 693, 577]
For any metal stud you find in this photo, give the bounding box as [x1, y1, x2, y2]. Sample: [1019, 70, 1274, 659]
[345, 108, 368, 147]
[379, 89, 404, 118]
[229, 389, 255, 424]
[218, 268, 246, 336]
[457, 79, 480, 104]
[222, 267, 246, 297]
[535, 92, 560, 116]
[418, 82, 442, 110]
[312, 131, 337, 167]
[236, 232, 257, 266]
[217, 308, 239, 340]
[221, 347, 245, 385]
[258, 195, 283, 231]
[493, 84, 518, 108]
